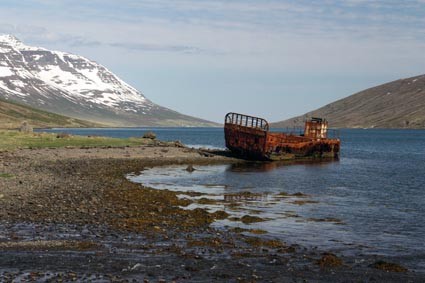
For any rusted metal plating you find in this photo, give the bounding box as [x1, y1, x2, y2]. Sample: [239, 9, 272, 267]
[224, 113, 340, 161]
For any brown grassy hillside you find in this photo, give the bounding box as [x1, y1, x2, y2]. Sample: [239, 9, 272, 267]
[271, 74, 425, 129]
[0, 97, 101, 129]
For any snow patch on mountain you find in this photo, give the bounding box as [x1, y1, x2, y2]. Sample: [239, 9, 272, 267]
[0, 34, 148, 112]
[0, 66, 14, 77]
[0, 34, 46, 51]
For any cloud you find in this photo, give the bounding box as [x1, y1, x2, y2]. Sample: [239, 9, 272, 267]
[1, 0, 425, 53]
[66, 36, 102, 47]
[0, 1, 424, 68]
[1, 0, 423, 75]
[0, 23, 203, 55]
[0, 23, 48, 37]
[108, 42, 203, 54]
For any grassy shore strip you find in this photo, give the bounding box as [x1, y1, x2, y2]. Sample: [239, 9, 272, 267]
[0, 130, 152, 150]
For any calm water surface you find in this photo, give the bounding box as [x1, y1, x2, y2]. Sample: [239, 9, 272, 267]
[39, 127, 425, 271]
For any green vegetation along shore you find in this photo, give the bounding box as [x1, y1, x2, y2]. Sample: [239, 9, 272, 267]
[0, 130, 148, 151]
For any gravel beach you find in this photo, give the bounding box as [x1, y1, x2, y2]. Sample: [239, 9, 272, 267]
[1, 143, 423, 282]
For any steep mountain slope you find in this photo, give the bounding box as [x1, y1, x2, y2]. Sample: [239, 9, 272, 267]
[271, 74, 425, 129]
[0, 35, 217, 127]
[0, 97, 101, 129]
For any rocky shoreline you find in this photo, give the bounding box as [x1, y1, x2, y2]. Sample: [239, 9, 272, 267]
[0, 144, 423, 282]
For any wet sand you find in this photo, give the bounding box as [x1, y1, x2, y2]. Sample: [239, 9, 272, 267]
[0, 144, 423, 282]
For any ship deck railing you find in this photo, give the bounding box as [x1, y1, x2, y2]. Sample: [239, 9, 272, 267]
[225, 112, 269, 131]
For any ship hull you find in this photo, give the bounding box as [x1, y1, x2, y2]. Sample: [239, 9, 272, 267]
[224, 113, 340, 161]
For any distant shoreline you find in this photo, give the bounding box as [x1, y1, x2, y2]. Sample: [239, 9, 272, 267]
[34, 126, 425, 131]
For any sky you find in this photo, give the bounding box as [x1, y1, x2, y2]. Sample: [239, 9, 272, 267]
[0, 0, 424, 123]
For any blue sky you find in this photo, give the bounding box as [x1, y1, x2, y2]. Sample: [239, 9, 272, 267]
[1, 0, 424, 122]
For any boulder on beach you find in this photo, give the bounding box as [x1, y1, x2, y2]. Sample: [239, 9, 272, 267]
[143, 131, 156, 139]
[19, 121, 33, 133]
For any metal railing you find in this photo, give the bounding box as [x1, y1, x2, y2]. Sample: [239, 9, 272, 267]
[225, 112, 269, 131]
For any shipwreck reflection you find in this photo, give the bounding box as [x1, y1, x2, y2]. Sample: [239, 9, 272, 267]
[227, 158, 339, 173]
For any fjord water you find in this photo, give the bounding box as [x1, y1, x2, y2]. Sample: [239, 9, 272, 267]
[41, 128, 425, 270]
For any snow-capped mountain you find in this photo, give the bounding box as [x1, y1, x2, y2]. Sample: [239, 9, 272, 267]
[0, 35, 216, 126]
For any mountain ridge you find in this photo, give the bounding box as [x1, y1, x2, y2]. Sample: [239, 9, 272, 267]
[0, 35, 218, 127]
[271, 74, 425, 129]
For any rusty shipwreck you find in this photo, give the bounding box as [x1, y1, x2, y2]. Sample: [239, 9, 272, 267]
[224, 112, 340, 161]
